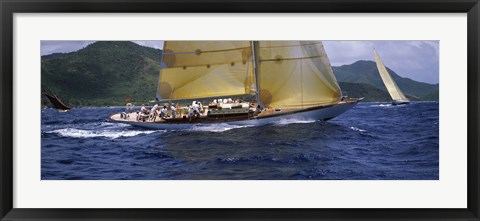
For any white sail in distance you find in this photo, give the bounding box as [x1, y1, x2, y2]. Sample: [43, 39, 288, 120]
[374, 49, 409, 102]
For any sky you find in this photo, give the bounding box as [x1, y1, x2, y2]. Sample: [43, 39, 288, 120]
[41, 40, 439, 84]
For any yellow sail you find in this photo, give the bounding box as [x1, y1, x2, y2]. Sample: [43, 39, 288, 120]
[157, 41, 255, 100]
[257, 41, 341, 109]
[374, 50, 409, 102]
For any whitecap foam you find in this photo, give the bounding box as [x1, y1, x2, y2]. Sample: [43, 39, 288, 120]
[350, 126, 366, 132]
[274, 118, 316, 125]
[47, 128, 158, 139]
[100, 122, 130, 128]
[369, 104, 392, 107]
[188, 124, 253, 132]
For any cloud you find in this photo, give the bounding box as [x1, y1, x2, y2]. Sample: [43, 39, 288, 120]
[41, 40, 164, 56]
[323, 41, 439, 84]
[132, 41, 164, 49]
[41, 41, 95, 55]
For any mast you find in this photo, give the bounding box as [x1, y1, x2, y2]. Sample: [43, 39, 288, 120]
[156, 41, 166, 101]
[251, 41, 263, 108]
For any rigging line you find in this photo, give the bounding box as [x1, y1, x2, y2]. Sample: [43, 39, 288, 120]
[157, 93, 253, 103]
[260, 55, 325, 62]
[163, 61, 246, 69]
[162, 46, 250, 54]
[301, 59, 304, 109]
[258, 41, 322, 49]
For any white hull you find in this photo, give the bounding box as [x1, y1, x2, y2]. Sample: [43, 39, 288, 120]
[109, 101, 359, 130]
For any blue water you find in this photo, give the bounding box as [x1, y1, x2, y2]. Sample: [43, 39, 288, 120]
[41, 102, 439, 180]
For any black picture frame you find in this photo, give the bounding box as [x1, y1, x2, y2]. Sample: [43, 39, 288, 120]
[1, 0, 479, 220]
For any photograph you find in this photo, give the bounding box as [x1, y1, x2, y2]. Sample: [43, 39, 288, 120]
[2, 0, 477, 219]
[40, 40, 439, 180]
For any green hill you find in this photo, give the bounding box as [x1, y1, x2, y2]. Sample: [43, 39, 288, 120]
[333, 60, 439, 100]
[41, 41, 162, 106]
[41, 53, 67, 61]
[338, 82, 390, 102]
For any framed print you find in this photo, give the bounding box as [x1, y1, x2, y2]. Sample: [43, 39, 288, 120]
[1, 0, 479, 220]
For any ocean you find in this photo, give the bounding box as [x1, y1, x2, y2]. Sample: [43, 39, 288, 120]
[41, 102, 439, 180]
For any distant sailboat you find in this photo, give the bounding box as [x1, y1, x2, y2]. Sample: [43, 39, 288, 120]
[42, 93, 71, 112]
[374, 50, 410, 105]
[109, 41, 362, 129]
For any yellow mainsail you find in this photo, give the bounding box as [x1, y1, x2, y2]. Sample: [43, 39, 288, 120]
[157, 41, 255, 100]
[257, 41, 342, 108]
[374, 50, 409, 102]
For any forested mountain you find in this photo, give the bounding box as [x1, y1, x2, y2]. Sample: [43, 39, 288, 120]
[41, 41, 162, 106]
[333, 60, 439, 100]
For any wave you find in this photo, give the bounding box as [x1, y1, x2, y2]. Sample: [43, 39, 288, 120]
[368, 104, 392, 108]
[188, 124, 253, 132]
[273, 118, 317, 125]
[99, 122, 130, 129]
[46, 128, 158, 139]
[216, 153, 324, 165]
[350, 126, 366, 132]
[171, 118, 317, 132]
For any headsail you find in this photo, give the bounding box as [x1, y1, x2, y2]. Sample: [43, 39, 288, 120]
[374, 50, 409, 102]
[157, 41, 256, 101]
[257, 41, 342, 109]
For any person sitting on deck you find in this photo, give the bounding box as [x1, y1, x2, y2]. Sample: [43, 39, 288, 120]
[197, 101, 204, 113]
[121, 103, 133, 119]
[142, 106, 149, 116]
[160, 105, 168, 118]
[137, 111, 148, 122]
[187, 105, 193, 122]
[123, 102, 134, 119]
[170, 104, 176, 118]
[192, 102, 200, 118]
[149, 104, 159, 121]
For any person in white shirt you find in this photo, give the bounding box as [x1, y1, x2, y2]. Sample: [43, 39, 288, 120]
[187, 105, 193, 121]
[192, 102, 200, 117]
[149, 104, 159, 121]
[150, 104, 158, 113]
[197, 101, 203, 113]
[160, 105, 168, 118]
[170, 104, 176, 118]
